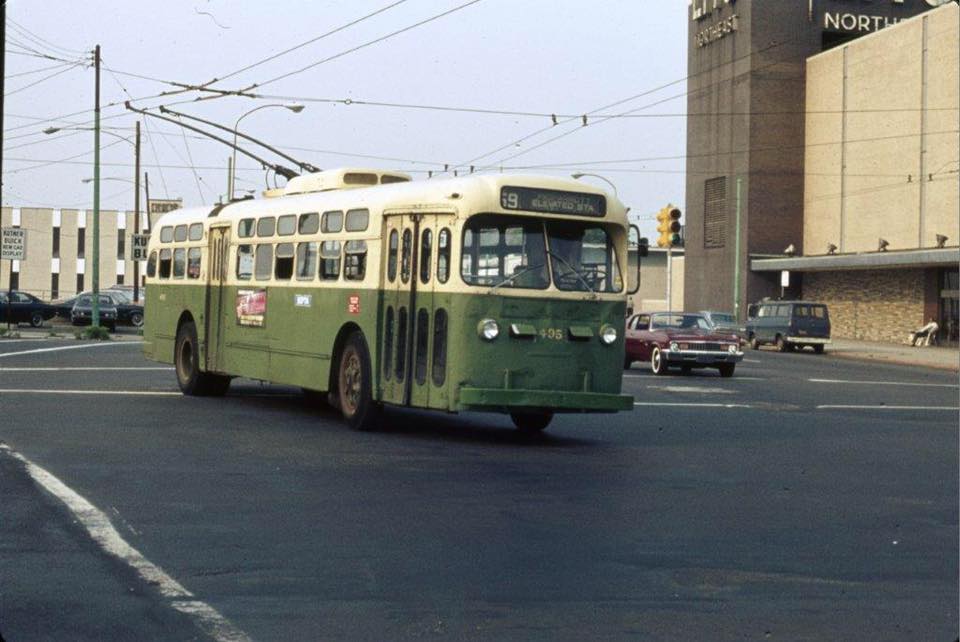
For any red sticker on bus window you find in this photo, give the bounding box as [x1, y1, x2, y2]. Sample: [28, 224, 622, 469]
[348, 295, 360, 315]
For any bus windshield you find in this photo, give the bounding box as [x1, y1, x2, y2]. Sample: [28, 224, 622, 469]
[461, 215, 621, 292]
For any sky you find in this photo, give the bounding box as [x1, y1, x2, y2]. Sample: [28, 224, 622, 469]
[3, 0, 689, 238]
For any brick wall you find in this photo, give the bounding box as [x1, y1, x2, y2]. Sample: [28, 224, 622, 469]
[803, 269, 927, 343]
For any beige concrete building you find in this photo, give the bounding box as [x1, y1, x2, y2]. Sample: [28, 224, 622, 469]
[629, 248, 685, 314]
[752, 3, 959, 345]
[0, 202, 177, 301]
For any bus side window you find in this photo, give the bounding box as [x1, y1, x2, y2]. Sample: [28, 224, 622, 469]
[188, 223, 204, 241]
[437, 228, 450, 284]
[432, 308, 447, 386]
[173, 248, 186, 278]
[174, 225, 188, 243]
[255, 244, 274, 280]
[160, 226, 174, 243]
[384, 306, 394, 381]
[344, 241, 367, 280]
[401, 229, 412, 283]
[159, 249, 172, 278]
[257, 217, 276, 237]
[396, 307, 407, 381]
[387, 230, 399, 282]
[237, 245, 254, 280]
[415, 308, 429, 385]
[238, 219, 255, 238]
[275, 243, 295, 280]
[322, 210, 343, 233]
[147, 251, 158, 278]
[419, 229, 432, 284]
[345, 208, 369, 232]
[187, 248, 202, 279]
[320, 241, 341, 280]
[298, 212, 319, 235]
[296, 242, 317, 281]
[277, 215, 296, 236]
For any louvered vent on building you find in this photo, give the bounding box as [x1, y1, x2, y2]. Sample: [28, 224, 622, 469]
[704, 177, 727, 248]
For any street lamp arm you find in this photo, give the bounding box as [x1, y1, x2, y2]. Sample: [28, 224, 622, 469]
[124, 101, 299, 180]
[571, 172, 618, 196]
[160, 105, 320, 173]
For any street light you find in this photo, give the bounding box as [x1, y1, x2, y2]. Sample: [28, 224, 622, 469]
[571, 172, 618, 196]
[230, 103, 304, 199]
[46, 120, 144, 303]
[230, 103, 303, 200]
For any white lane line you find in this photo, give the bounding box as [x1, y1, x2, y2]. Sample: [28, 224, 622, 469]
[809, 378, 958, 389]
[0, 367, 172, 372]
[743, 359, 761, 363]
[0, 389, 181, 396]
[648, 386, 735, 394]
[0, 444, 252, 642]
[816, 404, 959, 411]
[0, 342, 142, 359]
[623, 374, 763, 381]
[634, 402, 753, 408]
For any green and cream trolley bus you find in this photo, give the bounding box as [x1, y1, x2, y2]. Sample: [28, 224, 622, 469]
[143, 168, 636, 432]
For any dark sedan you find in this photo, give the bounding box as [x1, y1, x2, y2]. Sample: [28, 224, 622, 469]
[70, 294, 118, 331]
[57, 290, 143, 327]
[0, 291, 57, 328]
[625, 311, 743, 377]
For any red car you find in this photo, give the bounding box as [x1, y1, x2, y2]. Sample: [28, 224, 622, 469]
[625, 312, 743, 377]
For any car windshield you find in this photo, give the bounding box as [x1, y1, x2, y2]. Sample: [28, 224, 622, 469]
[651, 313, 712, 331]
[107, 290, 132, 303]
[709, 313, 735, 324]
[460, 214, 621, 293]
[77, 295, 112, 306]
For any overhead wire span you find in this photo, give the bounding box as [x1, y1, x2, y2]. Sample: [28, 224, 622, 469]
[237, 0, 486, 92]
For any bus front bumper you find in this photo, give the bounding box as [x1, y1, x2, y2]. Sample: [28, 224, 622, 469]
[458, 388, 634, 413]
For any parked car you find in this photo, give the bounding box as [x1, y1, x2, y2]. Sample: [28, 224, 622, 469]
[70, 294, 119, 331]
[0, 291, 57, 327]
[102, 289, 145, 327]
[58, 290, 144, 327]
[700, 310, 747, 344]
[625, 311, 743, 377]
[745, 300, 831, 353]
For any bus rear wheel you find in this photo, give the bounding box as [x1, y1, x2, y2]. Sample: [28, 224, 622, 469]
[175, 320, 230, 396]
[510, 411, 553, 433]
[337, 331, 381, 431]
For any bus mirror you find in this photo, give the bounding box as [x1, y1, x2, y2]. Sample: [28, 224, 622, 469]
[627, 225, 644, 294]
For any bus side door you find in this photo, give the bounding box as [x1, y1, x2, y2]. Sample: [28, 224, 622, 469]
[205, 224, 231, 373]
[379, 213, 451, 410]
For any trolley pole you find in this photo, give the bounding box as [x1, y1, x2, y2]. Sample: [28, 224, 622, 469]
[144, 172, 151, 233]
[133, 121, 141, 302]
[91, 44, 101, 327]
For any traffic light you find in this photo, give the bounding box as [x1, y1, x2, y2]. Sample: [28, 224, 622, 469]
[655, 205, 682, 248]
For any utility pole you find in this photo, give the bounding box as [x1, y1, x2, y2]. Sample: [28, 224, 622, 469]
[143, 172, 151, 234]
[666, 246, 673, 313]
[92, 44, 101, 327]
[2, 0, 9, 330]
[133, 121, 141, 303]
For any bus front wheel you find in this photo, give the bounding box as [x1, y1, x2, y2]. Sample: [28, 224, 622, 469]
[175, 320, 230, 396]
[337, 331, 381, 431]
[510, 411, 553, 433]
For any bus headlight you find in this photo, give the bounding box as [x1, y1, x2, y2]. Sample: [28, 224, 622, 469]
[478, 319, 500, 341]
[599, 325, 618, 345]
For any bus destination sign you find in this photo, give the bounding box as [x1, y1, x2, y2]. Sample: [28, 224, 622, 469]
[500, 186, 606, 217]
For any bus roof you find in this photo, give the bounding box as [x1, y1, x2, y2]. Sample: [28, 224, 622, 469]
[152, 170, 629, 231]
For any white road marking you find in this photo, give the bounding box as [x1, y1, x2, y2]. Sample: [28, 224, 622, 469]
[649, 386, 736, 394]
[816, 404, 959, 411]
[623, 374, 763, 381]
[0, 444, 252, 642]
[634, 402, 753, 408]
[0, 367, 172, 372]
[0, 342, 142, 359]
[0, 389, 181, 396]
[809, 378, 958, 389]
[743, 359, 761, 363]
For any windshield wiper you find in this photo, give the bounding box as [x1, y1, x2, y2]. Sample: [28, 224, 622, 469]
[546, 249, 597, 296]
[487, 263, 546, 294]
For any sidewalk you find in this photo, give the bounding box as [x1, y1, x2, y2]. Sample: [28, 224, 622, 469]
[828, 338, 959, 372]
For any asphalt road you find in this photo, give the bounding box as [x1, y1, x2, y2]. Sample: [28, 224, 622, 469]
[0, 339, 956, 641]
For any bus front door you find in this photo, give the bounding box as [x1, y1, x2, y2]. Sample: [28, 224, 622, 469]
[380, 213, 450, 410]
[205, 225, 231, 373]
